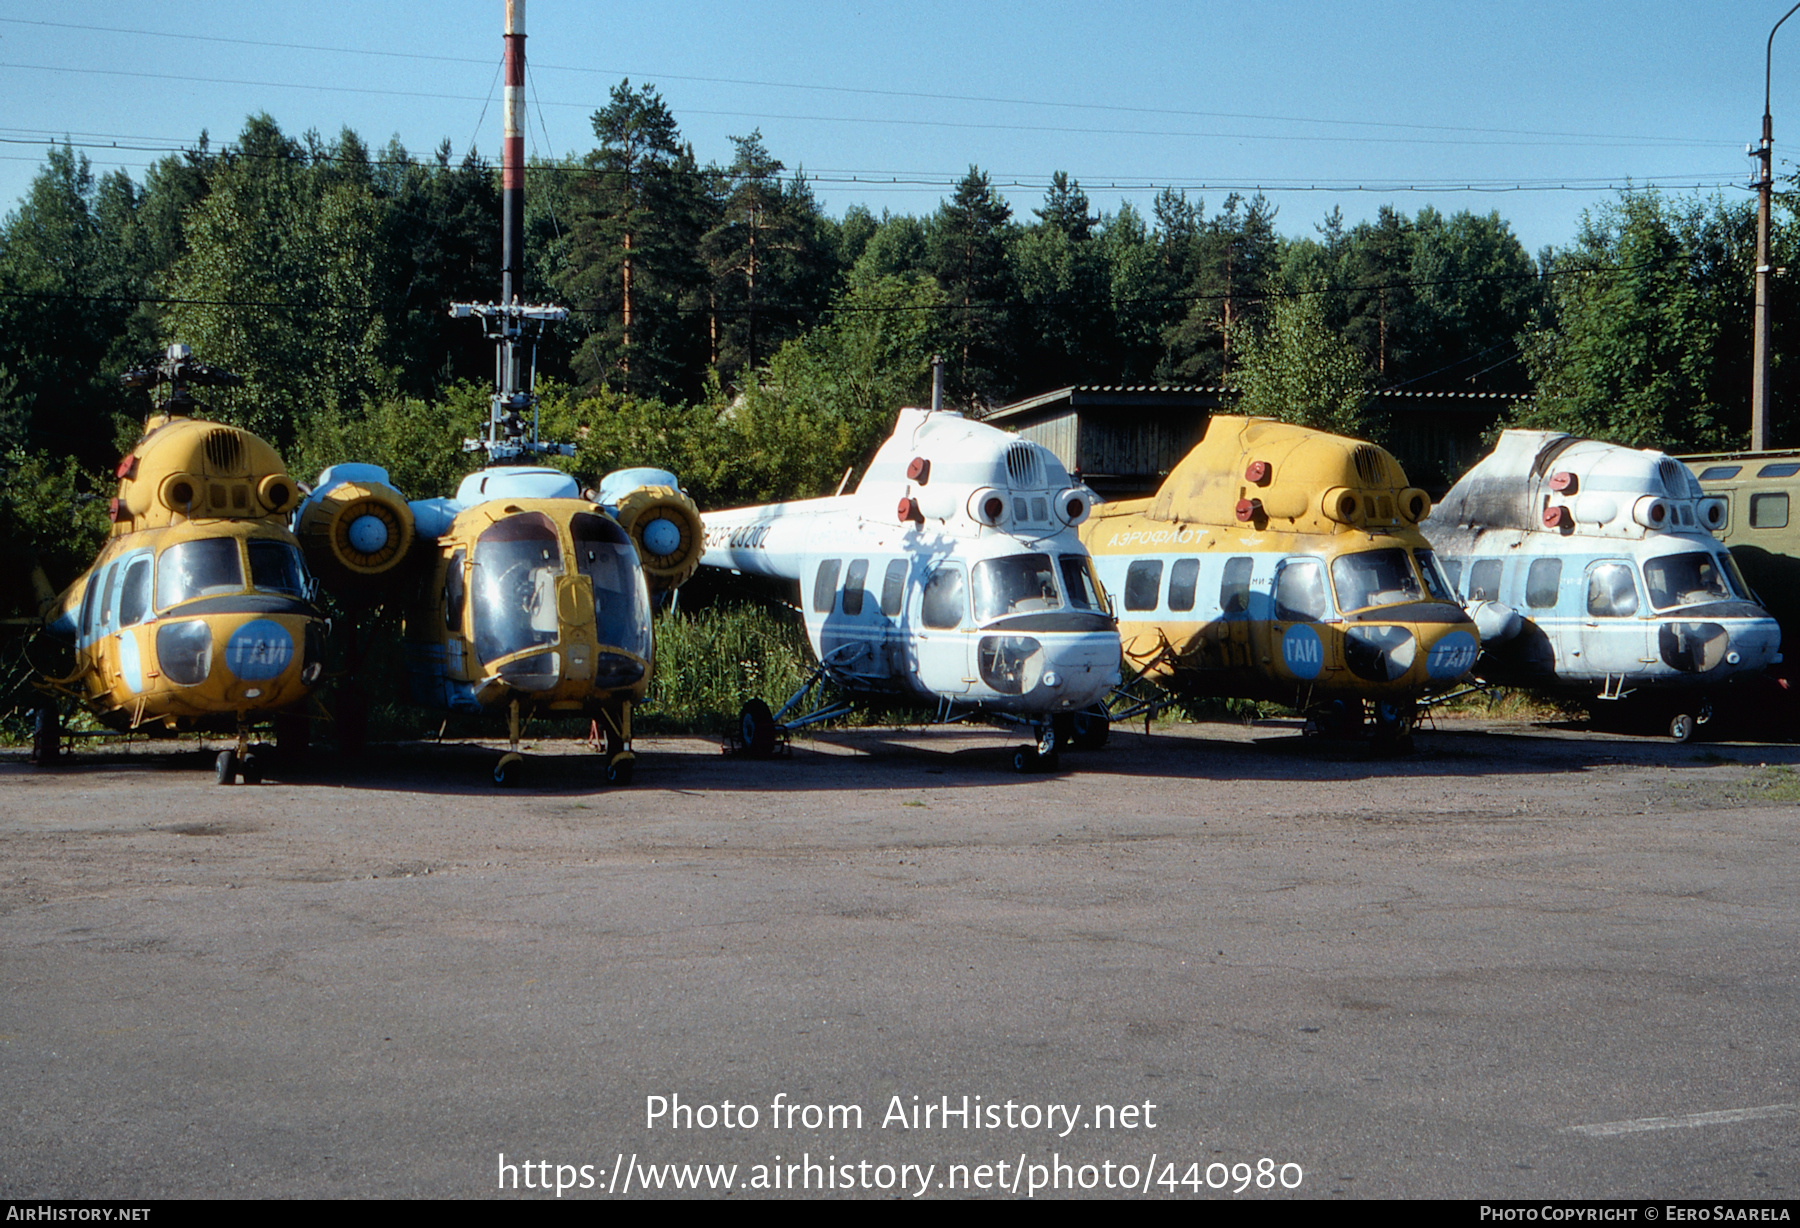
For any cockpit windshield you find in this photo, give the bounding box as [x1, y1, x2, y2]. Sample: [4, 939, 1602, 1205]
[1643, 551, 1737, 610]
[1413, 550, 1456, 603]
[972, 554, 1061, 622]
[155, 538, 243, 611]
[1331, 548, 1425, 612]
[248, 540, 309, 597]
[1058, 555, 1105, 611]
[571, 512, 651, 658]
[471, 512, 564, 664]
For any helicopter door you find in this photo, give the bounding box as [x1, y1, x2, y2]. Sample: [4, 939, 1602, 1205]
[1270, 557, 1333, 683]
[1580, 560, 1651, 677]
[818, 558, 894, 684]
[912, 562, 972, 695]
[1216, 556, 1255, 671]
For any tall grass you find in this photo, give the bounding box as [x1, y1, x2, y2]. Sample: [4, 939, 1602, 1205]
[640, 603, 815, 733]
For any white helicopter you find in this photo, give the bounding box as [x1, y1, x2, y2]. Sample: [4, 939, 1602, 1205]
[699, 400, 1122, 771]
[1423, 429, 1783, 739]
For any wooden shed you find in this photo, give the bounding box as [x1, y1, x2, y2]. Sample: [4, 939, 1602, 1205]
[981, 384, 1513, 497]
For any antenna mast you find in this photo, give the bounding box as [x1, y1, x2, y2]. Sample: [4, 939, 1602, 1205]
[453, 0, 571, 463]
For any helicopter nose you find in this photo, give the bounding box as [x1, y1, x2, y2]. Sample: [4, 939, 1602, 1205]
[1423, 627, 1480, 681]
[1038, 634, 1122, 706]
[1344, 625, 1416, 682]
[347, 513, 390, 554]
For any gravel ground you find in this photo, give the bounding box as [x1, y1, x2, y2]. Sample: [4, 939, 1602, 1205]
[3, 713, 1798, 1200]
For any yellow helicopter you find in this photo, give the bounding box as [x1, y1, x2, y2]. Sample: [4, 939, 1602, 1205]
[296, 303, 703, 786]
[29, 344, 324, 783]
[1079, 415, 1480, 746]
[287, 1, 703, 786]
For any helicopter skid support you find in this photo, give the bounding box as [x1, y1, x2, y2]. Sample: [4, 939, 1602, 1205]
[587, 705, 636, 785]
[492, 699, 527, 786]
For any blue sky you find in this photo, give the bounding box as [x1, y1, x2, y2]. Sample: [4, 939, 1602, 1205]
[0, 1, 1790, 255]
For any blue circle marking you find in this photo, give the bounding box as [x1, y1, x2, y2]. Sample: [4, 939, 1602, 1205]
[1426, 630, 1479, 680]
[225, 619, 294, 680]
[1281, 623, 1324, 679]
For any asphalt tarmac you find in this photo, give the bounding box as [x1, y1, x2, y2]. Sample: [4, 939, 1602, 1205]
[3, 715, 1798, 1200]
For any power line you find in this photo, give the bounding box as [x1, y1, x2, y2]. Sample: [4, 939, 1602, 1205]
[0, 254, 1687, 320]
[0, 16, 1729, 150]
[0, 133, 1751, 198]
[0, 61, 1739, 152]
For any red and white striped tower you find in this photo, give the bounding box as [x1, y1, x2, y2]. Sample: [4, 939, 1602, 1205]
[452, 0, 566, 460]
[502, 0, 527, 313]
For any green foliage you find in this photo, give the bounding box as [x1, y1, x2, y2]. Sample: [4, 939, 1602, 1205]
[0, 447, 110, 615]
[543, 273, 940, 508]
[161, 117, 394, 452]
[292, 383, 488, 497]
[559, 80, 712, 401]
[638, 602, 812, 732]
[929, 167, 1018, 403]
[1513, 192, 1732, 451]
[1228, 294, 1374, 436]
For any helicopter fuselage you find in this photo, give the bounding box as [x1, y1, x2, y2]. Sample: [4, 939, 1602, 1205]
[1426, 431, 1782, 701]
[41, 414, 323, 735]
[1081, 416, 1478, 723]
[705, 496, 1121, 717]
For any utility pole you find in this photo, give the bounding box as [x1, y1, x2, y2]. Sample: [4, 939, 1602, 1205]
[1754, 3, 1800, 451]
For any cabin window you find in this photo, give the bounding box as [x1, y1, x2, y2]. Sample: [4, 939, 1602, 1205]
[445, 548, 466, 631]
[1059, 556, 1104, 611]
[77, 572, 98, 642]
[880, 559, 908, 617]
[1123, 560, 1163, 612]
[1167, 559, 1200, 612]
[1586, 563, 1640, 618]
[1698, 465, 1742, 481]
[973, 554, 1061, 622]
[1274, 560, 1329, 622]
[470, 512, 564, 664]
[813, 559, 842, 613]
[1643, 552, 1732, 610]
[1220, 557, 1253, 615]
[118, 557, 151, 628]
[248, 540, 308, 596]
[1414, 551, 1455, 603]
[156, 539, 244, 611]
[842, 559, 869, 616]
[97, 562, 120, 633]
[1757, 462, 1800, 478]
[921, 566, 967, 629]
[1438, 557, 1463, 595]
[1331, 549, 1423, 612]
[1751, 492, 1789, 529]
[1525, 559, 1562, 609]
[1467, 559, 1503, 602]
[572, 513, 651, 659]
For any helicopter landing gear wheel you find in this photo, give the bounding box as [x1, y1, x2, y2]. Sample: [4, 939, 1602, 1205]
[1067, 707, 1110, 751]
[30, 705, 60, 766]
[493, 752, 524, 786]
[240, 748, 265, 786]
[1669, 711, 1697, 742]
[738, 698, 778, 758]
[215, 749, 238, 785]
[1371, 699, 1416, 755]
[1012, 745, 1060, 773]
[605, 753, 635, 786]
